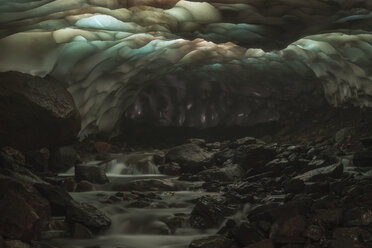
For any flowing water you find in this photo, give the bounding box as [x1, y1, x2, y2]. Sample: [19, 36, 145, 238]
[49, 152, 218, 248]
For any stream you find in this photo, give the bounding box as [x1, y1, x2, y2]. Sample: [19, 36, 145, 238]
[47, 152, 219, 248]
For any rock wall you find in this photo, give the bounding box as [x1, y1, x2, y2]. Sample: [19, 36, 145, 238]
[1, 0, 372, 135]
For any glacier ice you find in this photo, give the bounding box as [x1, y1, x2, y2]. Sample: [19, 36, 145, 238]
[1, 0, 372, 135]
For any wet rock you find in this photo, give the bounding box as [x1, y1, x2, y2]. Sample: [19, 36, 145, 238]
[283, 179, 305, 194]
[230, 137, 260, 148]
[158, 162, 181, 175]
[25, 148, 50, 173]
[75, 164, 108, 184]
[353, 149, 372, 167]
[230, 221, 264, 246]
[329, 238, 355, 248]
[110, 179, 175, 191]
[245, 239, 274, 248]
[1, 147, 26, 166]
[275, 215, 307, 237]
[165, 215, 187, 232]
[189, 196, 236, 229]
[93, 142, 118, 154]
[304, 182, 329, 193]
[75, 180, 94, 192]
[188, 139, 206, 147]
[343, 207, 372, 226]
[61, 177, 76, 192]
[360, 137, 372, 148]
[72, 223, 93, 239]
[0, 178, 51, 241]
[295, 163, 343, 182]
[0, 71, 81, 151]
[273, 236, 306, 245]
[127, 199, 150, 208]
[34, 183, 73, 216]
[329, 181, 347, 195]
[107, 195, 121, 203]
[308, 159, 327, 168]
[4, 240, 31, 248]
[303, 225, 323, 241]
[49, 146, 78, 173]
[189, 235, 238, 248]
[144, 221, 171, 235]
[214, 148, 235, 165]
[332, 227, 362, 241]
[316, 208, 343, 226]
[165, 143, 212, 173]
[40, 230, 66, 240]
[335, 127, 355, 145]
[233, 143, 276, 172]
[264, 158, 292, 174]
[198, 164, 243, 182]
[66, 202, 111, 231]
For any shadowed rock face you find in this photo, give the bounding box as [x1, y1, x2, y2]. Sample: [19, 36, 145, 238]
[0, 0, 372, 135]
[0, 72, 81, 150]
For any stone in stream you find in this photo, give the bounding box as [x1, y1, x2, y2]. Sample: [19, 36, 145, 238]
[158, 162, 181, 175]
[189, 196, 237, 229]
[165, 143, 213, 173]
[189, 235, 239, 248]
[283, 179, 305, 194]
[4, 240, 31, 248]
[75, 180, 95, 192]
[197, 164, 243, 182]
[294, 162, 343, 181]
[72, 223, 93, 239]
[353, 148, 372, 167]
[233, 142, 276, 172]
[230, 222, 265, 246]
[35, 183, 111, 231]
[75, 164, 109, 184]
[245, 240, 274, 248]
[109, 178, 176, 191]
[66, 202, 111, 232]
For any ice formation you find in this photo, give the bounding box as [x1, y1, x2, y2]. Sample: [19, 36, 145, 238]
[1, 0, 372, 135]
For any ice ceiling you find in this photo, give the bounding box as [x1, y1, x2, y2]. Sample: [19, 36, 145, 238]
[1, 0, 372, 136]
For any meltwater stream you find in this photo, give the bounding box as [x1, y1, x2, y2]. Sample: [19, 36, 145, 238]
[50, 152, 219, 248]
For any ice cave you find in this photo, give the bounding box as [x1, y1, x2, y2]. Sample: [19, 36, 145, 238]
[1, 0, 372, 248]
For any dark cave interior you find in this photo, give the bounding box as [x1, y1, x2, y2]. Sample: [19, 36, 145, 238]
[1, 1, 372, 248]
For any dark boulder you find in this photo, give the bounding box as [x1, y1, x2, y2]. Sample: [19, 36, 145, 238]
[75, 164, 109, 184]
[34, 183, 73, 216]
[0, 71, 81, 151]
[25, 148, 50, 173]
[189, 235, 239, 248]
[189, 196, 237, 229]
[0, 178, 51, 241]
[233, 143, 276, 172]
[66, 202, 111, 231]
[158, 162, 181, 175]
[353, 149, 372, 167]
[230, 221, 265, 246]
[49, 146, 78, 173]
[165, 143, 212, 173]
[34, 183, 111, 232]
[283, 179, 305, 194]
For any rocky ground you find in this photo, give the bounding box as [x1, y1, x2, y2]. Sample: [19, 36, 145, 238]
[1, 120, 372, 248]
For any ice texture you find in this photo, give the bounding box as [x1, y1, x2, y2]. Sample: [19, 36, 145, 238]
[1, 0, 372, 135]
